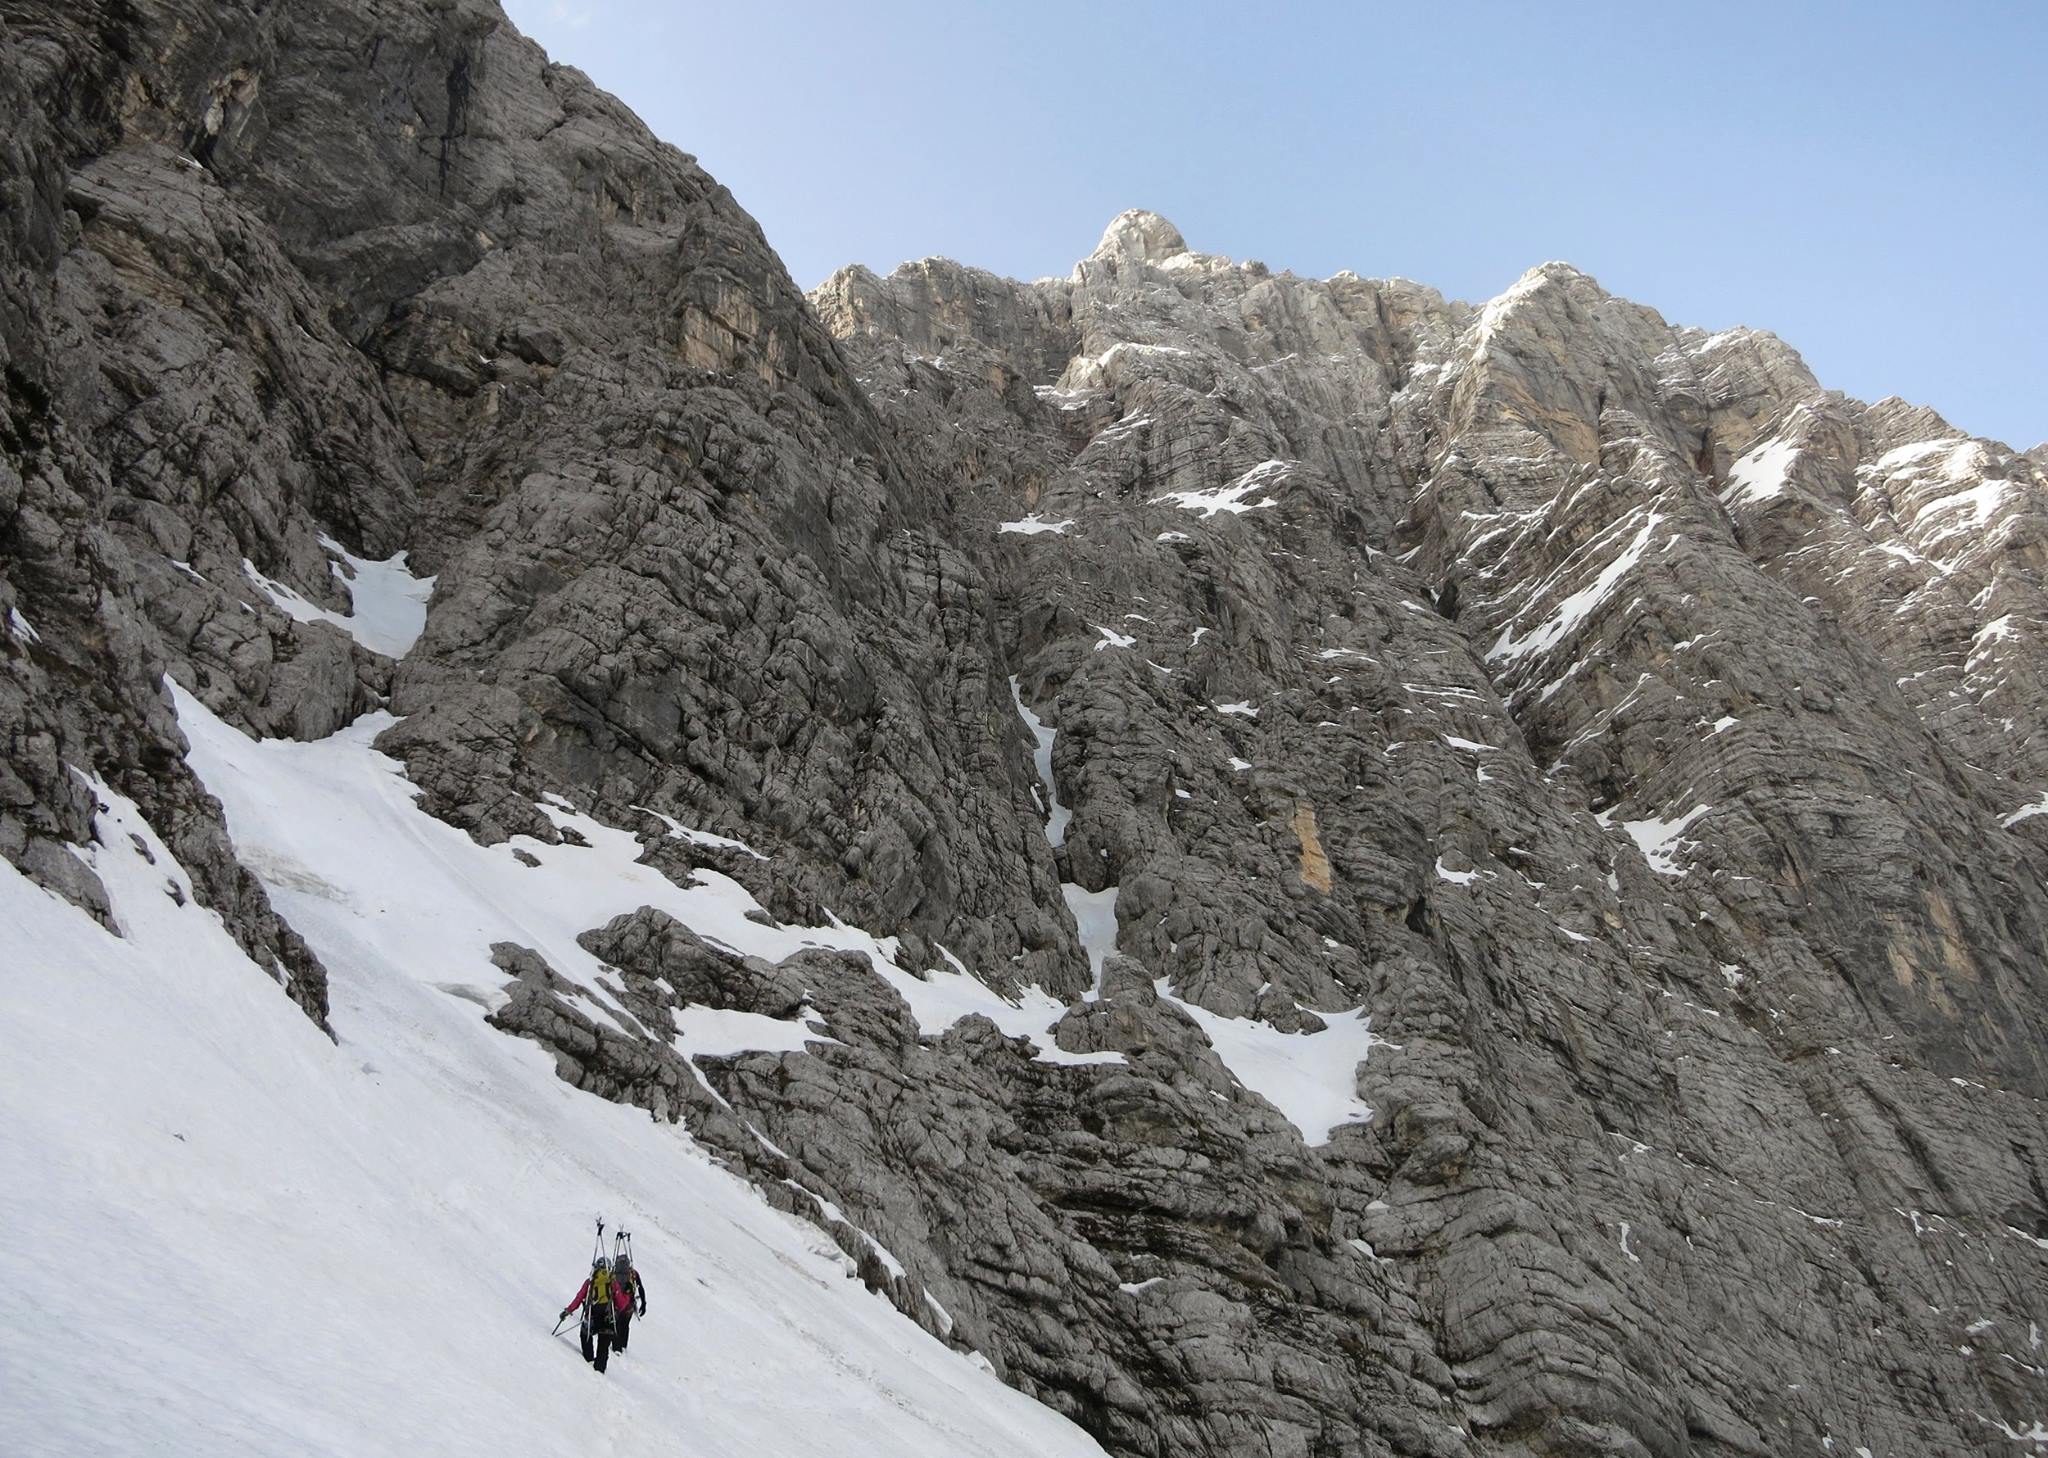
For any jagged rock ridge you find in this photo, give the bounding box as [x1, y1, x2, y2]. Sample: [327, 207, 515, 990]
[4, 3, 2046, 1454]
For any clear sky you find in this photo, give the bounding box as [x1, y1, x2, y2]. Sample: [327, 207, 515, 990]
[502, 0, 2045, 448]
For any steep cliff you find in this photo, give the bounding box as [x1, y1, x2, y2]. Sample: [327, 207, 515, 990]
[778, 217, 2048, 1458]
[3, 3, 2044, 1455]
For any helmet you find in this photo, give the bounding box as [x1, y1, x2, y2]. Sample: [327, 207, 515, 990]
[592, 1258, 606, 1272]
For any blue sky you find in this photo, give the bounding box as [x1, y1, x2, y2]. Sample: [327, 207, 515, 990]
[503, 1, 2046, 447]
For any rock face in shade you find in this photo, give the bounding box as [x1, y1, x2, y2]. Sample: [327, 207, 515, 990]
[4, 4, 2047, 1455]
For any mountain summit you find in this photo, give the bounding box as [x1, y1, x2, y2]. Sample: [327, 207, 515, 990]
[1088, 208, 1191, 264]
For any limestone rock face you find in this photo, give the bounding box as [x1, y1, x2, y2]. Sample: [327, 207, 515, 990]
[4, 3, 2046, 1456]
[804, 233, 2048, 1456]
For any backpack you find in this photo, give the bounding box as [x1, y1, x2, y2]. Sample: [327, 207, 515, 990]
[582, 1264, 615, 1335]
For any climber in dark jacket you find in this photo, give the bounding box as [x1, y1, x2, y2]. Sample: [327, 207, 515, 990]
[612, 1256, 647, 1352]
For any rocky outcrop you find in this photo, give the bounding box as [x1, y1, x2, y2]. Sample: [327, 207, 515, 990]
[2, 3, 426, 1027]
[5, 3, 2046, 1455]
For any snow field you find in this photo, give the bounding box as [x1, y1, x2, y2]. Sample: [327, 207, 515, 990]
[0, 750, 1110, 1457]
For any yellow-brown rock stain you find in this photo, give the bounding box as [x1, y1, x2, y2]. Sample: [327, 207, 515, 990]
[1883, 886, 1976, 1016]
[1292, 803, 1333, 893]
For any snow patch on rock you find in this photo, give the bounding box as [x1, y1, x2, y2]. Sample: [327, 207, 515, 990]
[1152, 459, 1291, 517]
[241, 537, 435, 658]
[999, 514, 1075, 537]
[1154, 981, 1380, 1145]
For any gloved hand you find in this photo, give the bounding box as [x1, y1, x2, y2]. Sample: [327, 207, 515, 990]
[560, 1308, 571, 1320]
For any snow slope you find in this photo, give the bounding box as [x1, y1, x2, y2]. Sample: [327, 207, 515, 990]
[169, 681, 1112, 1076]
[0, 735, 1108, 1456]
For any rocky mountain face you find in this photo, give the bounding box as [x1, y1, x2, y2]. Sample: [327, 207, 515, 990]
[4, 4, 2046, 1456]
[803, 221, 2048, 1457]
